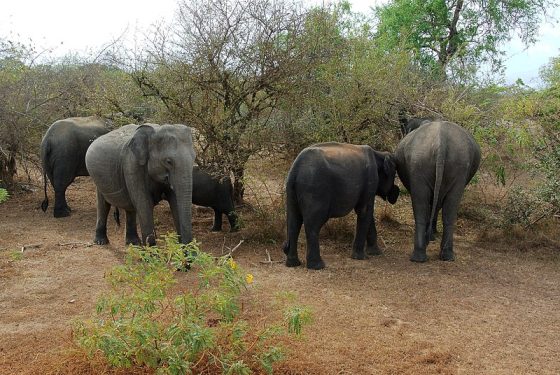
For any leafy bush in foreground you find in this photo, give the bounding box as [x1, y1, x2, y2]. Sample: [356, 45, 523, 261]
[75, 235, 311, 374]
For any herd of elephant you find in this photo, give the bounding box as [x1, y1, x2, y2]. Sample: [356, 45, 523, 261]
[40, 116, 481, 270]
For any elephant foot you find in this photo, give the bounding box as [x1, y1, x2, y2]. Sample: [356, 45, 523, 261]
[211, 226, 222, 232]
[54, 207, 71, 218]
[94, 236, 110, 245]
[125, 236, 141, 246]
[366, 245, 383, 256]
[306, 258, 325, 270]
[410, 251, 428, 263]
[429, 234, 436, 242]
[285, 257, 302, 267]
[351, 251, 366, 260]
[440, 250, 455, 261]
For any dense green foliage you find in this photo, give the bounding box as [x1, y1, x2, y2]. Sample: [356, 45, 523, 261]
[75, 235, 312, 374]
[374, 0, 557, 80]
[534, 57, 560, 213]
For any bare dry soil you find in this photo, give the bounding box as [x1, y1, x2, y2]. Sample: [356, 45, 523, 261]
[1, 168, 559, 374]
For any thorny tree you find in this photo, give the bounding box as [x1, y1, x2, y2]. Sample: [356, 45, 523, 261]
[129, 0, 307, 204]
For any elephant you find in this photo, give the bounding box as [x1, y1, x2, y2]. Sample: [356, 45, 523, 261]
[192, 166, 239, 232]
[283, 142, 400, 270]
[85, 123, 196, 246]
[40, 117, 110, 217]
[394, 120, 481, 262]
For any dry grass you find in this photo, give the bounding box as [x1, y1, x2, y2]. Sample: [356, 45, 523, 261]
[1, 159, 559, 375]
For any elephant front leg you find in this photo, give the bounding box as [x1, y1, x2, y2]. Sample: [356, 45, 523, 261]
[125, 210, 141, 245]
[365, 215, 382, 256]
[211, 209, 223, 231]
[352, 205, 372, 259]
[93, 189, 111, 245]
[136, 201, 156, 246]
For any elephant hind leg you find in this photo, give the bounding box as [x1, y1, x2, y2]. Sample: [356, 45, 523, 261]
[410, 187, 432, 262]
[285, 206, 303, 267]
[52, 166, 75, 217]
[302, 207, 328, 270]
[94, 189, 111, 245]
[439, 185, 465, 261]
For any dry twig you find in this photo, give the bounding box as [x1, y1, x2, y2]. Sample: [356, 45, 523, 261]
[21, 243, 42, 252]
[259, 249, 283, 264]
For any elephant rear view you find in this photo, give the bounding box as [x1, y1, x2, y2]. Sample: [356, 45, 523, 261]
[85, 124, 196, 246]
[283, 142, 400, 270]
[394, 121, 480, 262]
[40, 117, 109, 217]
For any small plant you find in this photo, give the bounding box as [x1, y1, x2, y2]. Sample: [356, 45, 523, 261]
[9, 251, 23, 261]
[501, 188, 541, 227]
[75, 234, 311, 374]
[0, 188, 9, 203]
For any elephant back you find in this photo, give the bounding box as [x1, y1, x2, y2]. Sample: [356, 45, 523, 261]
[86, 124, 140, 201]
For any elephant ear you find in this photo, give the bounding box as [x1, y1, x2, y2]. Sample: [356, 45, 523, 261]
[130, 125, 155, 166]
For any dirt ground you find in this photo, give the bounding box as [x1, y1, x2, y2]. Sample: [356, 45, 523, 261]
[1, 164, 559, 375]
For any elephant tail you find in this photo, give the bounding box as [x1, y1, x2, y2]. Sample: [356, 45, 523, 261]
[283, 169, 301, 256]
[428, 138, 445, 240]
[40, 141, 50, 212]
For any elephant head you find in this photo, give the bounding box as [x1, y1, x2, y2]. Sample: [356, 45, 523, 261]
[129, 124, 196, 244]
[374, 151, 400, 204]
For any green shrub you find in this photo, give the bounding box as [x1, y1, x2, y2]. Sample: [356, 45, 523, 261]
[0, 188, 8, 203]
[74, 234, 311, 374]
[501, 188, 541, 227]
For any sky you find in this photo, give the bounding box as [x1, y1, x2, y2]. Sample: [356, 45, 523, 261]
[1, 0, 559, 86]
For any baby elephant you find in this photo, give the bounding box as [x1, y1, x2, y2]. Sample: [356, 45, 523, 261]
[283, 142, 400, 270]
[192, 166, 239, 232]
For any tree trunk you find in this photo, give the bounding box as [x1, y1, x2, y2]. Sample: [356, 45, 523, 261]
[0, 153, 16, 187]
[232, 166, 245, 205]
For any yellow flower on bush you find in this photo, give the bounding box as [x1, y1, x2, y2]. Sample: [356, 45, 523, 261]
[245, 274, 254, 284]
[228, 257, 237, 270]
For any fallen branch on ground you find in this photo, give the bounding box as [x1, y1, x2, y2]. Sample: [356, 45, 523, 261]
[259, 249, 283, 264]
[21, 243, 42, 252]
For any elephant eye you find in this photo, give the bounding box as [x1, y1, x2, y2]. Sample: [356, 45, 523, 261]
[164, 158, 173, 168]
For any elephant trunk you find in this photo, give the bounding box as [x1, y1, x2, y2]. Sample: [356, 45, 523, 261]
[173, 171, 193, 245]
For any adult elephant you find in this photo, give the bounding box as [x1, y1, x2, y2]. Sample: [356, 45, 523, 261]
[394, 121, 481, 262]
[283, 142, 400, 270]
[192, 166, 239, 232]
[40, 117, 110, 217]
[85, 124, 196, 246]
